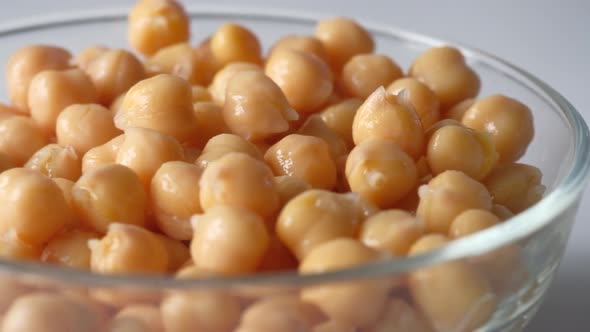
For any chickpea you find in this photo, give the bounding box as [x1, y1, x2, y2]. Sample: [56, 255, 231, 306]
[89, 288, 160, 309]
[192, 102, 230, 148]
[0, 278, 30, 312]
[162, 291, 242, 332]
[258, 234, 299, 272]
[128, 0, 189, 55]
[387, 77, 440, 129]
[352, 87, 425, 159]
[24, 144, 81, 181]
[72, 164, 147, 233]
[366, 298, 433, 332]
[114, 74, 197, 142]
[449, 209, 499, 239]
[275, 175, 312, 208]
[265, 134, 337, 190]
[190, 205, 269, 275]
[89, 223, 168, 274]
[223, 70, 298, 141]
[73, 45, 108, 70]
[276, 189, 377, 260]
[0, 115, 50, 166]
[2, 293, 104, 332]
[114, 305, 164, 332]
[265, 48, 333, 113]
[270, 34, 328, 63]
[191, 85, 212, 103]
[313, 320, 356, 332]
[491, 204, 514, 221]
[424, 118, 465, 139]
[6, 45, 71, 110]
[360, 209, 424, 256]
[320, 98, 363, 148]
[110, 93, 126, 114]
[41, 229, 99, 270]
[0, 103, 23, 119]
[0, 168, 70, 245]
[0, 230, 42, 260]
[300, 238, 391, 328]
[297, 115, 349, 159]
[208, 62, 261, 105]
[443, 98, 474, 121]
[462, 94, 534, 163]
[154, 234, 190, 272]
[195, 133, 262, 169]
[409, 46, 480, 109]
[145, 43, 207, 85]
[417, 170, 492, 234]
[483, 163, 545, 213]
[346, 138, 418, 208]
[56, 103, 122, 156]
[340, 54, 403, 99]
[315, 17, 374, 72]
[81, 134, 124, 173]
[210, 23, 262, 67]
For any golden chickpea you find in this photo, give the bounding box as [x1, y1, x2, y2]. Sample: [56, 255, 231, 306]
[0, 115, 50, 166]
[491, 204, 514, 221]
[265, 48, 333, 113]
[366, 298, 434, 332]
[340, 54, 403, 99]
[320, 98, 363, 148]
[424, 118, 465, 139]
[0, 103, 23, 119]
[258, 234, 299, 272]
[297, 115, 349, 159]
[89, 223, 168, 274]
[41, 229, 99, 270]
[73, 45, 108, 70]
[270, 34, 328, 63]
[89, 288, 160, 309]
[275, 175, 312, 208]
[315, 17, 374, 72]
[114, 305, 164, 332]
[192, 38, 222, 86]
[24, 144, 81, 181]
[145, 43, 207, 85]
[154, 234, 190, 272]
[265, 134, 337, 190]
[56, 103, 122, 156]
[110, 93, 126, 114]
[150, 161, 202, 240]
[300, 238, 391, 328]
[462, 94, 534, 163]
[483, 163, 545, 213]
[0, 168, 70, 245]
[86, 49, 145, 105]
[190, 205, 269, 275]
[0, 230, 42, 261]
[162, 291, 242, 332]
[449, 209, 500, 239]
[210, 23, 262, 67]
[114, 74, 197, 142]
[81, 134, 124, 173]
[427, 125, 498, 180]
[2, 292, 104, 332]
[72, 164, 147, 233]
[223, 70, 298, 141]
[54, 178, 76, 213]
[192, 102, 230, 148]
[191, 85, 212, 103]
[346, 138, 418, 207]
[443, 98, 474, 121]
[208, 62, 261, 105]
[360, 209, 424, 256]
[6, 45, 72, 110]
[417, 170, 492, 234]
[128, 0, 189, 56]
[352, 87, 425, 159]
[276, 189, 377, 259]
[387, 77, 440, 129]
[409, 46, 480, 109]
[195, 133, 262, 169]
[313, 320, 356, 332]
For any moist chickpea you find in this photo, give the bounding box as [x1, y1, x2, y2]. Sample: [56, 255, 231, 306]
[223, 70, 298, 141]
[346, 138, 418, 207]
[352, 87, 425, 159]
[72, 164, 147, 233]
[199, 152, 279, 219]
[73, 46, 108, 70]
[28, 68, 97, 133]
[110, 93, 126, 114]
[258, 234, 299, 272]
[54, 178, 75, 209]
[114, 74, 197, 142]
[424, 118, 465, 139]
[366, 298, 434, 332]
[387, 77, 440, 129]
[297, 115, 349, 159]
[270, 34, 328, 63]
[360, 209, 424, 256]
[320, 98, 363, 148]
[6, 45, 71, 110]
[0, 230, 42, 260]
[128, 0, 189, 56]
[300, 238, 391, 328]
[409, 46, 480, 109]
[340, 54, 403, 99]
[24, 144, 81, 181]
[210, 23, 262, 67]
[276, 189, 377, 259]
[449, 209, 500, 238]
[113, 305, 164, 332]
[56, 103, 122, 156]
[154, 233, 190, 272]
[193, 38, 223, 86]
[192, 102, 230, 147]
[483, 163, 545, 213]
[0, 168, 70, 245]
[89, 223, 168, 274]
[191, 85, 212, 103]
[208, 62, 261, 105]
[491, 204, 514, 221]
[0, 115, 50, 165]
[427, 124, 498, 180]
[81, 134, 124, 173]
[195, 133, 262, 169]
[190, 205, 269, 275]
[265, 134, 337, 189]
[41, 229, 99, 270]
[265, 48, 333, 113]
[443, 98, 474, 121]
[145, 43, 208, 85]
[275, 175, 312, 208]
[315, 17, 374, 72]
[462, 94, 534, 163]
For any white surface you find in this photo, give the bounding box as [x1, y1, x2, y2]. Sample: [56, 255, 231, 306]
[1, 0, 589, 330]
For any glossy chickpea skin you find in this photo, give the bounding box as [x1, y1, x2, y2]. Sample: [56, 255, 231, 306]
[352, 87, 425, 159]
[340, 54, 403, 99]
[81, 134, 124, 173]
[208, 62, 261, 105]
[0, 229, 42, 261]
[484, 163, 545, 213]
[236, 296, 324, 332]
[265, 48, 333, 113]
[410, 46, 481, 109]
[6, 45, 71, 110]
[210, 23, 262, 67]
[274, 175, 312, 208]
[192, 102, 230, 148]
[462, 94, 534, 163]
[360, 209, 424, 256]
[72, 164, 147, 233]
[366, 298, 434, 332]
[146, 43, 207, 85]
[73, 46, 108, 70]
[41, 229, 99, 270]
[449, 209, 500, 239]
[320, 98, 363, 148]
[24, 144, 81, 181]
[195, 133, 262, 169]
[270, 34, 328, 63]
[297, 115, 349, 159]
[0, 115, 50, 166]
[443, 98, 474, 121]
[128, 0, 189, 56]
[265, 134, 337, 190]
[387, 77, 440, 129]
[346, 138, 418, 208]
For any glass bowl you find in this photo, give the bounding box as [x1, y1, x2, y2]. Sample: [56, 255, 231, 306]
[0, 6, 588, 332]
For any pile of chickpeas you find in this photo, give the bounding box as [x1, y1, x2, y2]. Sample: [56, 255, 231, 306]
[0, 0, 546, 331]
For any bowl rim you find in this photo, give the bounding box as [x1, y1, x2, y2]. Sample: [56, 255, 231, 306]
[0, 5, 589, 289]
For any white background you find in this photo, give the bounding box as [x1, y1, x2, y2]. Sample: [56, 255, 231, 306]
[1, 1, 589, 331]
